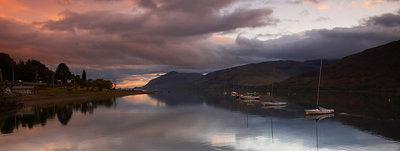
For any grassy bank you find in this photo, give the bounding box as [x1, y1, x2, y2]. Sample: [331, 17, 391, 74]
[6, 87, 149, 106]
[38, 87, 130, 96]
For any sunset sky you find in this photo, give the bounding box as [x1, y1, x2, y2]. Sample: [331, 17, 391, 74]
[1, 0, 400, 88]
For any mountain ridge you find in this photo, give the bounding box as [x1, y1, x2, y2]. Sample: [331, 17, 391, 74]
[193, 59, 333, 88]
[141, 40, 400, 91]
[281, 40, 400, 89]
[140, 71, 203, 90]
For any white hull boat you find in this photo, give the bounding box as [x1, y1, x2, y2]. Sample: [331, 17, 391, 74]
[261, 100, 287, 106]
[242, 99, 260, 103]
[240, 95, 260, 100]
[231, 92, 238, 96]
[246, 92, 257, 95]
[261, 105, 286, 109]
[305, 107, 334, 115]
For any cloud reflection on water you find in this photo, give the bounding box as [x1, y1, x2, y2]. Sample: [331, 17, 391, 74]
[0, 94, 399, 151]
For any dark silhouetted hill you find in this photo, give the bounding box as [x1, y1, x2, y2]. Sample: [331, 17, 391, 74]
[141, 71, 203, 90]
[281, 40, 400, 90]
[194, 60, 332, 88]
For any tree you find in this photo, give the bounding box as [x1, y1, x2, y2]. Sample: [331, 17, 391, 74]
[56, 107, 73, 125]
[15, 61, 29, 82]
[75, 75, 81, 83]
[55, 63, 72, 84]
[87, 79, 113, 91]
[0, 53, 15, 81]
[80, 70, 87, 88]
[0, 68, 3, 82]
[24, 60, 52, 82]
[0, 68, 3, 93]
[82, 70, 87, 81]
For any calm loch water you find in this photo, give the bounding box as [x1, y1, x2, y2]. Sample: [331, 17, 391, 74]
[1, 91, 399, 151]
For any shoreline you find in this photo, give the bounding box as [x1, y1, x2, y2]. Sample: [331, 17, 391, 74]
[5, 90, 150, 107]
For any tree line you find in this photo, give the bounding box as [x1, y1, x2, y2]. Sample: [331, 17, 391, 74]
[0, 52, 114, 90]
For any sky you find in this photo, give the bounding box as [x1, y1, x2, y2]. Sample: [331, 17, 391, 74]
[1, 0, 400, 88]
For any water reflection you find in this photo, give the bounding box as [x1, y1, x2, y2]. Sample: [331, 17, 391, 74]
[0, 98, 116, 134]
[277, 92, 400, 141]
[305, 114, 335, 151]
[0, 92, 399, 151]
[120, 95, 166, 107]
[57, 107, 73, 125]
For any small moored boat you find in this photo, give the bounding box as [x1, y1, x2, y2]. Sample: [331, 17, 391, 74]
[231, 92, 238, 96]
[305, 106, 334, 115]
[304, 59, 334, 115]
[246, 92, 257, 95]
[240, 95, 260, 100]
[261, 105, 286, 109]
[262, 83, 287, 106]
[261, 100, 287, 106]
[241, 99, 260, 103]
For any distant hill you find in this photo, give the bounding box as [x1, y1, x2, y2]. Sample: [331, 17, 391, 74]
[281, 40, 400, 89]
[141, 71, 203, 90]
[194, 60, 332, 88]
[143, 40, 400, 90]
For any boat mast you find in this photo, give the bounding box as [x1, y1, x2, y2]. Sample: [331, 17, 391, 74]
[316, 59, 322, 107]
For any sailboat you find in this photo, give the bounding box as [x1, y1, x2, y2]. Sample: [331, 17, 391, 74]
[240, 84, 260, 100]
[240, 91, 260, 100]
[304, 59, 334, 115]
[261, 83, 287, 106]
[240, 93, 260, 100]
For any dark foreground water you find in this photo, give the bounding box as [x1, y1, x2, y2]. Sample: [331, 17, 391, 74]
[1, 91, 399, 151]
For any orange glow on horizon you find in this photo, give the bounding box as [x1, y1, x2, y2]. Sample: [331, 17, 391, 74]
[116, 73, 164, 88]
[121, 95, 166, 107]
[117, 80, 149, 88]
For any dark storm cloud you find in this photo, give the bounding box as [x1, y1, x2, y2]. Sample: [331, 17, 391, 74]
[1, 0, 276, 70]
[137, 0, 235, 12]
[364, 11, 400, 27]
[39, 7, 274, 66]
[42, 5, 275, 37]
[229, 12, 400, 61]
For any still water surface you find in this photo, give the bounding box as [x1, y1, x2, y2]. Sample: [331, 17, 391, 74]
[1, 92, 399, 151]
